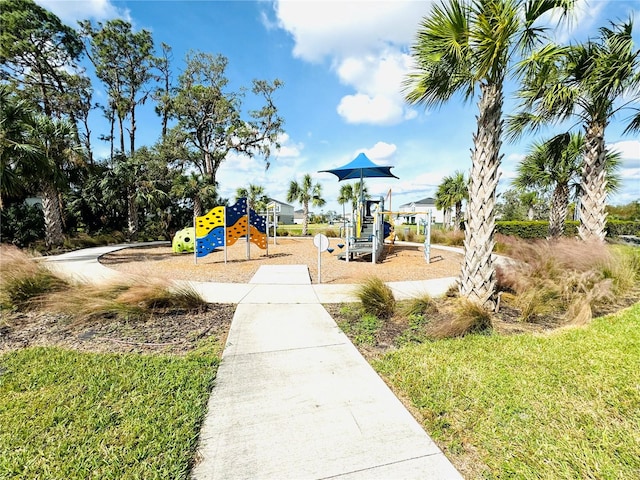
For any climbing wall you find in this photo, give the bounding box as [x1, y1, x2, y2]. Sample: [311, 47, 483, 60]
[195, 198, 268, 258]
[195, 206, 226, 258]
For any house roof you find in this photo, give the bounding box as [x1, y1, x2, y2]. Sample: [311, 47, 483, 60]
[268, 198, 294, 208]
[398, 197, 436, 208]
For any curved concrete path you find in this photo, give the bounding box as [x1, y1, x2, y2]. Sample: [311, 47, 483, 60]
[43, 242, 459, 304]
[44, 243, 463, 479]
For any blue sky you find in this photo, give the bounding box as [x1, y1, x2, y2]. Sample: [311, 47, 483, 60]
[37, 0, 640, 216]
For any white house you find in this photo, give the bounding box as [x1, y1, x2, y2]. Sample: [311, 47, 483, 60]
[266, 198, 294, 224]
[396, 197, 447, 226]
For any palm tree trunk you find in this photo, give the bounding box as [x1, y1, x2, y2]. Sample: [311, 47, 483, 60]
[129, 105, 136, 157]
[127, 188, 138, 241]
[302, 201, 309, 236]
[41, 181, 64, 248]
[578, 121, 608, 242]
[193, 195, 203, 219]
[118, 114, 125, 155]
[459, 83, 502, 311]
[443, 208, 451, 229]
[454, 201, 462, 231]
[549, 183, 569, 238]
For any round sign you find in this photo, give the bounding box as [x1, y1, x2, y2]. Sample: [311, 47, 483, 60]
[313, 233, 329, 252]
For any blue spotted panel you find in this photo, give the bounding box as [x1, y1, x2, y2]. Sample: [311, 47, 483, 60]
[226, 198, 247, 227]
[250, 210, 266, 233]
[196, 226, 226, 258]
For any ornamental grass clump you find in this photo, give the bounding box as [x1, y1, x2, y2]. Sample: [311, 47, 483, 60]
[0, 245, 68, 310]
[496, 237, 637, 324]
[430, 228, 464, 246]
[356, 277, 395, 319]
[47, 278, 207, 323]
[426, 298, 492, 339]
[402, 294, 437, 318]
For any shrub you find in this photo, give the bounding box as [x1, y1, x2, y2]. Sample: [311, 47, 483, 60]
[0, 202, 44, 247]
[496, 220, 579, 238]
[323, 228, 339, 238]
[606, 220, 640, 237]
[355, 277, 396, 319]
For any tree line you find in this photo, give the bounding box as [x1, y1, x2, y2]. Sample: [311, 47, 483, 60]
[1, 0, 284, 247]
[1, 0, 638, 313]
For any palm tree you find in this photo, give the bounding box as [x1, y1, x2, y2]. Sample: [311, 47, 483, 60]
[516, 132, 621, 238]
[404, 0, 574, 310]
[509, 19, 640, 241]
[286, 174, 325, 236]
[518, 190, 540, 221]
[236, 184, 268, 212]
[27, 116, 83, 247]
[435, 171, 467, 230]
[351, 180, 369, 213]
[337, 183, 352, 233]
[170, 172, 217, 219]
[515, 132, 582, 237]
[0, 85, 38, 210]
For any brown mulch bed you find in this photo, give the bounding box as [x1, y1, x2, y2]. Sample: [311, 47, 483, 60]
[2, 239, 461, 355]
[0, 304, 235, 355]
[99, 238, 462, 284]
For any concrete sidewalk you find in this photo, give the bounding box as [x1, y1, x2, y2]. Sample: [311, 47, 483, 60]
[44, 244, 463, 478]
[191, 265, 462, 479]
[43, 243, 458, 304]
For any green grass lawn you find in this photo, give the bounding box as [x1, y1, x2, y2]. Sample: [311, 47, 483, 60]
[373, 303, 640, 479]
[0, 347, 218, 479]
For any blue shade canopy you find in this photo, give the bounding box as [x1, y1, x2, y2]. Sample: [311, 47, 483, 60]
[319, 153, 399, 181]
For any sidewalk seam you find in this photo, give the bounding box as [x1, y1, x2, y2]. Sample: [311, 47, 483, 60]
[225, 342, 347, 358]
[316, 453, 447, 480]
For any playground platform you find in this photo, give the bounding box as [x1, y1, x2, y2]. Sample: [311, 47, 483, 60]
[44, 244, 462, 479]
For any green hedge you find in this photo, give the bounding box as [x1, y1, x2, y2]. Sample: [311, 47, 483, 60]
[606, 220, 640, 237]
[495, 220, 640, 239]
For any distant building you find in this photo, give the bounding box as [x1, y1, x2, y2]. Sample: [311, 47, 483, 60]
[266, 198, 294, 224]
[293, 209, 308, 225]
[396, 197, 448, 226]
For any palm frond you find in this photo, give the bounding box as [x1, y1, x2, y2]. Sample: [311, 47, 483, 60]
[622, 109, 640, 135]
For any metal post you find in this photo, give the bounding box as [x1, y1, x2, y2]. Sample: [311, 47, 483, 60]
[372, 212, 377, 264]
[424, 211, 432, 263]
[346, 225, 350, 263]
[317, 242, 322, 284]
[246, 199, 250, 260]
[193, 214, 197, 265]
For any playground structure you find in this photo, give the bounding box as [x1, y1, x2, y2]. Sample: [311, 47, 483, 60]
[172, 227, 196, 253]
[193, 197, 268, 262]
[339, 195, 433, 264]
[171, 192, 433, 266]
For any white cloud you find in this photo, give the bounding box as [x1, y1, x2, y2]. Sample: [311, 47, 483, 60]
[363, 142, 397, 160]
[546, 0, 606, 43]
[274, 1, 431, 62]
[274, 133, 303, 158]
[273, 0, 434, 126]
[335, 49, 416, 125]
[609, 166, 640, 205]
[608, 140, 640, 167]
[35, 0, 131, 24]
